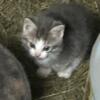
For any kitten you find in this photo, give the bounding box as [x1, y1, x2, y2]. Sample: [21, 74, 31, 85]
[21, 3, 100, 78]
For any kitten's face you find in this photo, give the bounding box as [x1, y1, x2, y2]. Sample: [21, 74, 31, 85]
[27, 39, 51, 60]
[21, 18, 65, 62]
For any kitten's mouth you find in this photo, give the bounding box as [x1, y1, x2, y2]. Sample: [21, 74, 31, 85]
[37, 57, 44, 60]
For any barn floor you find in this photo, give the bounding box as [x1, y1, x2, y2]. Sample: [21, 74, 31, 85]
[31, 62, 89, 100]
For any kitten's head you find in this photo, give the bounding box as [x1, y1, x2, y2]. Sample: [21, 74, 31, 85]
[21, 17, 65, 62]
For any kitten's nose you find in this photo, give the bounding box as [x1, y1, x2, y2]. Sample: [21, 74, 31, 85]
[35, 52, 41, 57]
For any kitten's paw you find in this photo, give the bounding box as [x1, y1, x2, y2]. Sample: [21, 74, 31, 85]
[57, 71, 72, 79]
[57, 68, 73, 79]
[37, 67, 52, 78]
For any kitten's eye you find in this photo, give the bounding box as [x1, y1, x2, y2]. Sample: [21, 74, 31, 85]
[30, 43, 35, 48]
[43, 46, 50, 51]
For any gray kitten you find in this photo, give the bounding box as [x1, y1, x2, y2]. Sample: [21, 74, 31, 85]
[21, 4, 100, 78]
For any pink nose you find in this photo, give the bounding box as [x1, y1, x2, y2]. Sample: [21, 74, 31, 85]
[35, 52, 41, 57]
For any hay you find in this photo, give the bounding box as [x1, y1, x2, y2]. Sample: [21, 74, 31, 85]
[32, 62, 89, 100]
[0, 0, 99, 100]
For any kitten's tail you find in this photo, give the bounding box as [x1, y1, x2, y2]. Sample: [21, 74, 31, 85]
[86, 12, 100, 58]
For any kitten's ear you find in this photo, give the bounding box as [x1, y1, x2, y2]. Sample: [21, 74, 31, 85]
[22, 18, 37, 35]
[50, 25, 65, 40]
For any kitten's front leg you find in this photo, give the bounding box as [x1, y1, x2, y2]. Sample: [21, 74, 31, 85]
[57, 58, 81, 79]
[37, 67, 52, 78]
[57, 67, 74, 79]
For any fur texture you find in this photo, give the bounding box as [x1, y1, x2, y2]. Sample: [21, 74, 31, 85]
[21, 3, 100, 78]
[0, 44, 31, 100]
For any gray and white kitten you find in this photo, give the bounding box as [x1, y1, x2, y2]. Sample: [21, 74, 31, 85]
[21, 4, 100, 78]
